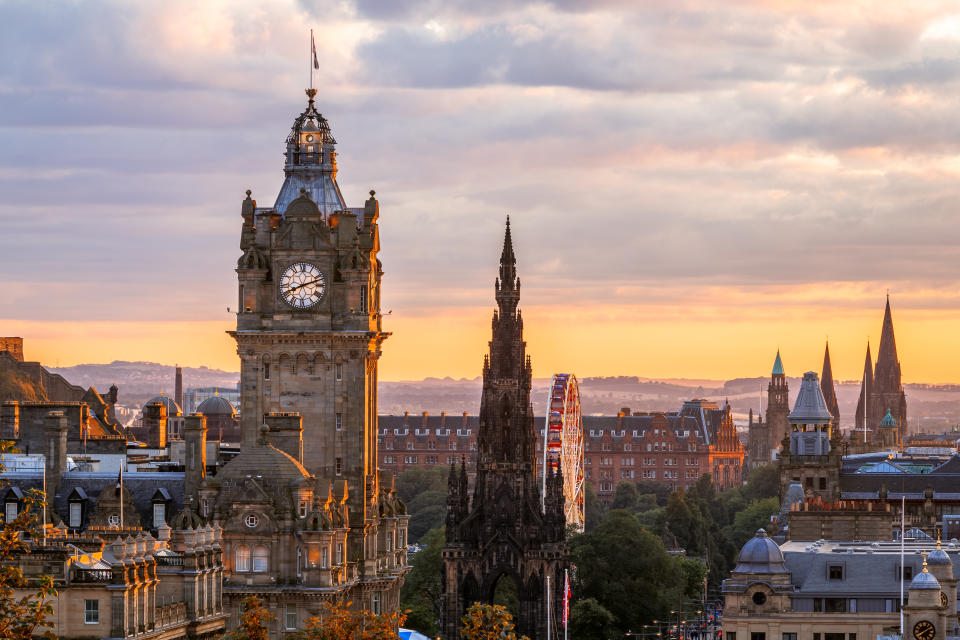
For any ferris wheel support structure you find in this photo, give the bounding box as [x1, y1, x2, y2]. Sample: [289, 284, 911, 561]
[541, 373, 584, 532]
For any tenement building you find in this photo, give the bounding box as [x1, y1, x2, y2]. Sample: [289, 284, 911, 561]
[441, 221, 568, 639]
[380, 400, 746, 502]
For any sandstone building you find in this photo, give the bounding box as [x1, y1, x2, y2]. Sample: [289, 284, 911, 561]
[855, 297, 908, 448]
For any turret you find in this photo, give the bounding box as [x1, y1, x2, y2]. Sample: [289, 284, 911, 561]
[788, 372, 834, 456]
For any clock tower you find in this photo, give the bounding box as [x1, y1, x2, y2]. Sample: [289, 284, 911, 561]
[230, 87, 386, 535]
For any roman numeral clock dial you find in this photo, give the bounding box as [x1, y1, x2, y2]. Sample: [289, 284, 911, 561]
[279, 262, 326, 309]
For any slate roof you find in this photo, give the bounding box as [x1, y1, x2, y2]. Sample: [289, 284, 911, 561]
[1, 470, 185, 531]
[789, 372, 834, 423]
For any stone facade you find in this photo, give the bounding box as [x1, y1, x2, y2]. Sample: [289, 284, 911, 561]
[211, 88, 409, 635]
[441, 221, 568, 640]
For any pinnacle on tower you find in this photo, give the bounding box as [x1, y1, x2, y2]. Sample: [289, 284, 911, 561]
[772, 350, 784, 376]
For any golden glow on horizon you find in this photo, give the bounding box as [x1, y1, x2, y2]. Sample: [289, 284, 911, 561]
[6, 293, 960, 384]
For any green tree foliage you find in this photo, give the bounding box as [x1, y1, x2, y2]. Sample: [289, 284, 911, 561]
[0, 372, 46, 404]
[570, 509, 705, 637]
[584, 481, 605, 531]
[460, 603, 530, 640]
[0, 441, 56, 640]
[395, 467, 448, 542]
[569, 598, 615, 640]
[741, 464, 779, 502]
[223, 595, 273, 640]
[399, 527, 444, 636]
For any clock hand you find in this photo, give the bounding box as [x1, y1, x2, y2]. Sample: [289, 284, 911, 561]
[287, 278, 324, 293]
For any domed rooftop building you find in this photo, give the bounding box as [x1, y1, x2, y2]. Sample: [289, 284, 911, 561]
[733, 529, 789, 574]
[143, 394, 182, 417]
[197, 393, 240, 443]
[197, 395, 236, 416]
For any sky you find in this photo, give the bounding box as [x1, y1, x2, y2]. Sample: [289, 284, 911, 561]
[3, 0, 960, 383]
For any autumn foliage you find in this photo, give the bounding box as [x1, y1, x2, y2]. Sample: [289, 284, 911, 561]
[460, 603, 531, 640]
[289, 600, 405, 640]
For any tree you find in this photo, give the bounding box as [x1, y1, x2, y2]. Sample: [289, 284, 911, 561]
[290, 600, 405, 640]
[569, 598, 615, 640]
[741, 464, 779, 502]
[0, 441, 56, 640]
[223, 595, 273, 640]
[459, 603, 530, 640]
[405, 490, 447, 542]
[611, 480, 641, 512]
[400, 527, 445, 636]
[570, 509, 700, 636]
[584, 482, 605, 531]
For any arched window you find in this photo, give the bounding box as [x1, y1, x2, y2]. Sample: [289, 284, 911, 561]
[236, 545, 251, 572]
[253, 545, 269, 573]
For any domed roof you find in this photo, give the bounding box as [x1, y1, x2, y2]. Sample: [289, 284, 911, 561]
[143, 395, 181, 416]
[788, 372, 834, 424]
[733, 529, 788, 574]
[197, 395, 236, 416]
[910, 568, 941, 590]
[880, 409, 897, 427]
[928, 547, 952, 566]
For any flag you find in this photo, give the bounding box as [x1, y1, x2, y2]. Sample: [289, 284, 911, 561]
[563, 569, 570, 625]
[311, 30, 319, 70]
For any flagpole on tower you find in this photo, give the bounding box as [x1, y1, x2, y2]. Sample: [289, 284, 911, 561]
[310, 29, 314, 90]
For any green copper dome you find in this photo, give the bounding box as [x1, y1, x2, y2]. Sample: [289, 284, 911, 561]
[881, 409, 897, 427]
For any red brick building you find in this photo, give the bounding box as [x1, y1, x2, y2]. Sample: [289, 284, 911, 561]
[378, 399, 745, 502]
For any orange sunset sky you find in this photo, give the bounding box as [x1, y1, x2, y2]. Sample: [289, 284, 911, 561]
[4, 1, 960, 383]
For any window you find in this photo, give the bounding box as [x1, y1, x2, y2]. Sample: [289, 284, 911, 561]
[264, 363, 270, 380]
[406, 442, 414, 450]
[782, 634, 797, 640]
[404, 456, 417, 464]
[299, 500, 308, 518]
[201, 499, 210, 517]
[152, 503, 166, 528]
[642, 470, 657, 479]
[848, 635, 856, 640]
[752, 592, 767, 605]
[622, 457, 634, 466]
[244, 514, 259, 528]
[898, 565, 914, 580]
[236, 545, 251, 572]
[108, 514, 120, 527]
[728, 634, 736, 640]
[336, 413, 343, 431]
[321, 547, 328, 568]
[336, 457, 342, 475]
[69, 502, 82, 528]
[84, 599, 99, 624]
[384, 455, 395, 464]
[253, 546, 269, 572]
[372, 591, 382, 615]
[360, 285, 367, 313]
[824, 599, 847, 613]
[624, 444, 632, 451]
[751, 634, 766, 640]
[336, 363, 343, 380]
[621, 469, 634, 478]
[336, 543, 343, 564]
[4, 502, 16, 522]
[285, 604, 297, 630]
[828, 564, 844, 580]
[297, 548, 302, 577]
[426, 455, 438, 464]
[819, 477, 826, 490]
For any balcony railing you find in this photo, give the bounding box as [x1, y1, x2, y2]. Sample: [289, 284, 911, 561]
[72, 568, 112, 583]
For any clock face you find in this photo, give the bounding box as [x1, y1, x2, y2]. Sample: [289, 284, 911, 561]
[280, 262, 326, 309]
[914, 620, 935, 640]
[941, 591, 949, 607]
[305, 134, 314, 142]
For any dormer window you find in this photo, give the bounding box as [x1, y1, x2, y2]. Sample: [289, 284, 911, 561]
[2, 487, 23, 523]
[151, 488, 172, 529]
[68, 487, 89, 529]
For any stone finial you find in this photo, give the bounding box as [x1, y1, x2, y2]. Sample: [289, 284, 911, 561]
[157, 522, 171, 542]
[245, 189, 252, 198]
[369, 189, 376, 197]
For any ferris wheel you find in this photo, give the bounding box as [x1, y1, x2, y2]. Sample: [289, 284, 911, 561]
[541, 373, 584, 532]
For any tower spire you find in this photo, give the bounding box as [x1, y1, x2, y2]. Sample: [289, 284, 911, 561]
[855, 341, 873, 429]
[821, 341, 840, 427]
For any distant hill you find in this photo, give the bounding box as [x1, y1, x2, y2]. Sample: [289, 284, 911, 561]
[48, 361, 239, 411]
[40, 361, 960, 432]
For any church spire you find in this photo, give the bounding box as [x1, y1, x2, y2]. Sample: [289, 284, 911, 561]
[855, 341, 873, 429]
[495, 216, 520, 317]
[821, 341, 840, 427]
[772, 350, 784, 376]
[875, 295, 900, 384]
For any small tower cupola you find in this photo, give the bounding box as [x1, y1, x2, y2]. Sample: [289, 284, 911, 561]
[274, 88, 346, 216]
[788, 371, 834, 456]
